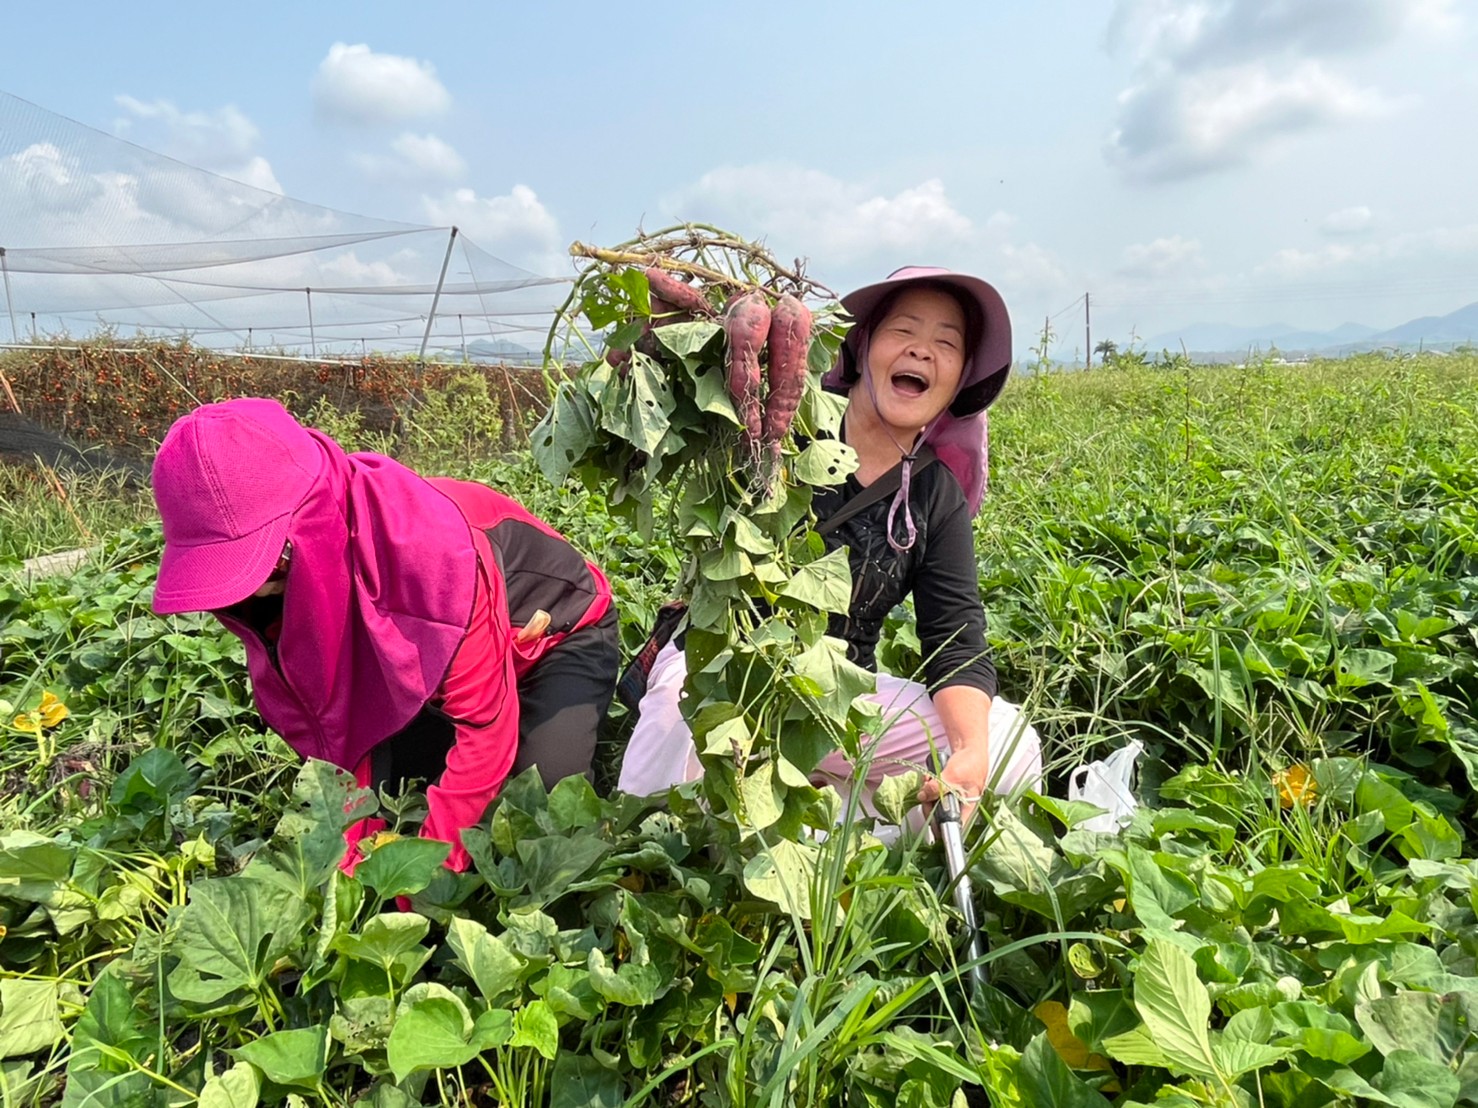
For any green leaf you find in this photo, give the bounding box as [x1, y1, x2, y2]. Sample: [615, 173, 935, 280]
[1272, 1001, 1370, 1064]
[874, 770, 925, 826]
[0, 830, 75, 903]
[197, 1062, 261, 1108]
[385, 987, 481, 1082]
[232, 1026, 328, 1090]
[166, 876, 313, 1009]
[1016, 1032, 1114, 1108]
[586, 947, 661, 1007]
[329, 996, 395, 1055]
[0, 979, 69, 1059]
[252, 760, 374, 895]
[1099, 1025, 1167, 1067]
[793, 440, 858, 487]
[532, 385, 598, 485]
[333, 912, 430, 966]
[619, 354, 676, 455]
[797, 385, 847, 440]
[62, 971, 160, 1108]
[653, 320, 722, 359]
[511, 999, 559, 1061]
[1357, 991, 1478, 1067]
[725, 511, 776, 557]
[445, 917, 526, 1005]
[743, 838, 819, 919]
[109, 747, 197, 814]
[1210, 1037, 1288, 1077]
[687, 360, 741, 423]
[698, 544, 752, 582]
[699, 716, 752, 760]
[355, 838, 450, 900]
[547, 775, 603, 833]
[1369, 1049, 1462, 1108]
[549, 1053, 623, 1108]
[1133, 938, 1217, 1078]
[778, 547, 853, 615]
[1336, 648, 1397, 688]
[790, 636, 875, 722]
[738, 762, 785, 830]
[515, 835, 612, 900]
[1127, 844, 1197, 929]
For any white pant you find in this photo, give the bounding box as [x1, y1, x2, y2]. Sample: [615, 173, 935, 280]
[618, 642, 1043, 816]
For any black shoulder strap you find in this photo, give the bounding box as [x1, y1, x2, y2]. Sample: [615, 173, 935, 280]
[816, 446, 938, 536]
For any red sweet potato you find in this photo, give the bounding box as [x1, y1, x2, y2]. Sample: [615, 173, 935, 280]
[645, 267, 713, 317]
[723, 291, 770, 449]
[761, 293, 812, 450]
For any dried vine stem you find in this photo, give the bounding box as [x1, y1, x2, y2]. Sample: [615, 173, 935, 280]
[543, 226, 834, 385]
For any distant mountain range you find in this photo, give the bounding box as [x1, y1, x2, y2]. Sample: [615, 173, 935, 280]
[1142, 299, 1478, 358]
[464, 337, 542, 365]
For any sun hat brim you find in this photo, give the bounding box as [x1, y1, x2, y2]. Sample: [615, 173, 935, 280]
[151, 512, 290, 615]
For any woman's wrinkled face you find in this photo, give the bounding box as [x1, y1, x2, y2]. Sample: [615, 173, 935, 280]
[863, 287, 967, 441]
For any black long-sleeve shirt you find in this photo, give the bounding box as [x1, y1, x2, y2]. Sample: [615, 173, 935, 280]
[812, 459, 998, 697]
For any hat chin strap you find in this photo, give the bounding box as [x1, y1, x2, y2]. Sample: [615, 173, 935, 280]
[859, 361, 928, 553]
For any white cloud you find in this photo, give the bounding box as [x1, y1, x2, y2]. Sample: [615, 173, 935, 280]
[319, 250, 407, 286]
[1108, 60, 1395, 180]
[1118, 234, 1204, 277]
[1257, 221, 1478, 281]
[356, 132, 466, 182]
[1321, 205, 1373, 235]
[391, 133, 464, 179]
[999, 242, 1071, 298]
[666, 165, 972, 264]
[1104, 0, 1442, 181]
[313, 43, 451, 125]
[113, 95, 281, 193]
[421, 184, 561, 266]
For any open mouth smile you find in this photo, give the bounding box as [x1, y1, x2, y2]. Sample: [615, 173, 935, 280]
[890, 371, 930, 397]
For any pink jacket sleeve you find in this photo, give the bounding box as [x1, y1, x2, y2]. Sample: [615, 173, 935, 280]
[418, 560, 520, 872]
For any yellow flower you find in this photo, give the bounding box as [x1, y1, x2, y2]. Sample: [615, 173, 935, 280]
[1033, 1001, 1117, 1084]
[1274, 764, 1317, 809]
[12, 691, 68, 735]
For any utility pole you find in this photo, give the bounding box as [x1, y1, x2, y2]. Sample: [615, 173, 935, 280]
[1085, 292, 1091, 370]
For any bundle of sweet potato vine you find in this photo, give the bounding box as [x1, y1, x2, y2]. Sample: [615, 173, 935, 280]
[535, 227, 872, 837]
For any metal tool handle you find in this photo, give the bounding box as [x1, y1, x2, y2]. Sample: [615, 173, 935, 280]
[935, 787, 987, 991]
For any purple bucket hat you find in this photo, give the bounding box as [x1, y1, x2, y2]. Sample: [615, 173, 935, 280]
[837, 265, 1012, 416]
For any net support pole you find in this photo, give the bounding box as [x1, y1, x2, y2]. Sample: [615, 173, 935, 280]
[458, 314, 467, 363]
[419, 226, 459, 364]
[305, 288, 316, 357]
[0, 248, 17, 344]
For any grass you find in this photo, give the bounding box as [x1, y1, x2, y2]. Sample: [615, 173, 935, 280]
[969, 352, 1478, 803]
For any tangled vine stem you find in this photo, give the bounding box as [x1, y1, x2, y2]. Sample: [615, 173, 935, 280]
[544, 226, 836, 384]
[570, 226, 835, 300]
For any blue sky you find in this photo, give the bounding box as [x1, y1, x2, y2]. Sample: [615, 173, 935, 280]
[2, 0, 1475, 357]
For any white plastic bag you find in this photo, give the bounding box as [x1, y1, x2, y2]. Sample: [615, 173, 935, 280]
[1068, 740, 1144, 832]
